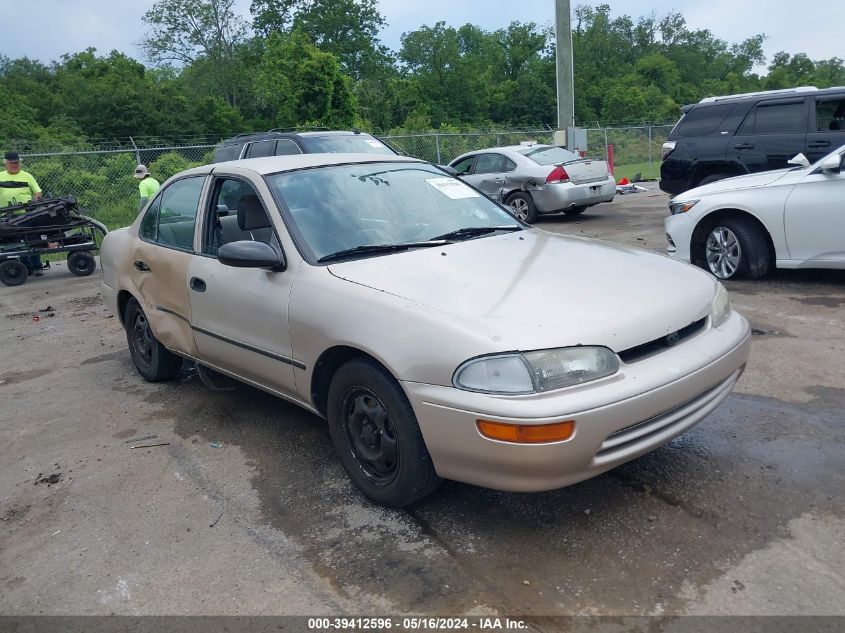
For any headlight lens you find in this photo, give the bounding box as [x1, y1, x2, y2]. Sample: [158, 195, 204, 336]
[711, 283, 731, 327]
[669, 199, 698, 215]
[454, 347, 619, 394]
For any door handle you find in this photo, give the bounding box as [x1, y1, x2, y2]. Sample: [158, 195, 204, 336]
[190, 277, 206, 292]
[808, 141, 831, 148]
[734, 143, 755, 150]
[494, 177, 505, 183]
[133, 260, 150, 272]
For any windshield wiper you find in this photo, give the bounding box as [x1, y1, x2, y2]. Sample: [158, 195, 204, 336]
[430, 226, 521, 242]
[317, 241, 447, 263]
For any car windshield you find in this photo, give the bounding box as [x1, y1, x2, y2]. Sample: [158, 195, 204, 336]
[517, 145, 580, 165]
[300, 135, 396, 155]
[266, 163, 521, 261]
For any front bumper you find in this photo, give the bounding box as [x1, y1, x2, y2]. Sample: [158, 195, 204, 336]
[664, 212, 696, 262]
[404, 311, 750, 492]
[531, 177, 616, 213]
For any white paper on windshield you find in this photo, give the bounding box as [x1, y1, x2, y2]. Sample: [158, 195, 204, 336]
[425, 177, 480, 199]
[366, 139, 385, 148]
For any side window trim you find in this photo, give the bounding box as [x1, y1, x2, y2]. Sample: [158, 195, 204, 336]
[138, 175, 206, 253]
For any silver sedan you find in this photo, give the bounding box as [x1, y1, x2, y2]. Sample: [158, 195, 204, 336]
[450, 144, 616, 222]
[100, 153, 750, 507]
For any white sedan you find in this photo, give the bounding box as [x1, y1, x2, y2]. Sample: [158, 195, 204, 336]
[665, 145, 845, 279]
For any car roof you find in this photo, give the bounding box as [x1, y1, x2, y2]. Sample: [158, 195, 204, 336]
[183, 153, 426, 177]
[219, 130, 376, 145]
[452, 144, 562, 163]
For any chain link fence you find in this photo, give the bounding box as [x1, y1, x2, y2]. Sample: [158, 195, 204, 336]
[14, 124, 674, 230]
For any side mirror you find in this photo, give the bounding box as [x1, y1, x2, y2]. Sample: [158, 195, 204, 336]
[788, 153, 810, 167]
[820, 153, 842, 174]
[218, 240, 286, 271]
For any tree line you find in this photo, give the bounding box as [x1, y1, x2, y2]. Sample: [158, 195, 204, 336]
[2, 0, 844, 148]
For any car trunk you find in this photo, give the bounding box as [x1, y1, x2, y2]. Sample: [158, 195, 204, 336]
[560, 159, 609, 184]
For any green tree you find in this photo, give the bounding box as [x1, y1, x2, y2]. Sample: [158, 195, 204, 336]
[141, 0, 250, 106]
[256, 30, 356, 128]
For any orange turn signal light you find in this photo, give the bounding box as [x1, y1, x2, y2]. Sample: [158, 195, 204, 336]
[476, 420, 575, 444]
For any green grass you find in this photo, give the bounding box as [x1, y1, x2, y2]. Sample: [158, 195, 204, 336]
[612, 161, 660, 182]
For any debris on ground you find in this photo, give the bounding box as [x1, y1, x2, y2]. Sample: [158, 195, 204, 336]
[210, 510, 224, 528]
[616, 183, 649, 195]
[34, 472, 63, 486]
[209, 442, 222, 449]
[39, 306, 55, 312]
[130, 442, 170, 449]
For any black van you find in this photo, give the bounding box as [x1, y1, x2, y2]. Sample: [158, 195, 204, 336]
[212, 129, 398, 163]
[660, 86, 845, 195]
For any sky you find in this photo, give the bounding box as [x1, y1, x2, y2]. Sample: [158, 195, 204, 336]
[1, 0, 842, 71]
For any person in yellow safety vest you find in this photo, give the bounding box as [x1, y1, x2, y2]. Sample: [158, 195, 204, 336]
[1, 150, 45, 274]
[134, 164, 161, 210]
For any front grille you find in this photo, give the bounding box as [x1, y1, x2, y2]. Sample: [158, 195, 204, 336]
[594, 375, 735, 462]
[618, 317, 707, 364]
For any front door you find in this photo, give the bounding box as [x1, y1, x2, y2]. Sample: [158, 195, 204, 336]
[187, 176, 299, 397]
[462, 153, 509, 201]
[783, 153, 845, 264]
[730, 99, 809, 174]
[127, 176, 207, 356]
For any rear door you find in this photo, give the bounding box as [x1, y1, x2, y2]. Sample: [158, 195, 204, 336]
[730, 99, 809, 174]
[807, 95, 845, 163]
[128, 176, 207, 356]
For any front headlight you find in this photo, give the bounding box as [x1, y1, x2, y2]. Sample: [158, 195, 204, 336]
[711, 282, 731, 327]
[669, 199, 698, 215]
[454, 347, 619, 394]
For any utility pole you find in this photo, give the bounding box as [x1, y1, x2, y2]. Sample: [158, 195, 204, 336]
[554, 0, 575, 133]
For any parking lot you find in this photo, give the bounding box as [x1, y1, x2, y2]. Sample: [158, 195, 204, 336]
[1, 183, 844, 618]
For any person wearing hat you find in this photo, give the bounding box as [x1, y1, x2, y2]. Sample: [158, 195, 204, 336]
[1, 151, 44, 274]
[134, 164, 160, 211]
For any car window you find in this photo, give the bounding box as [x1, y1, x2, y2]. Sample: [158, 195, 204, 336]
[815, 98, 845, 132]
[299, 134, 396, 155]
[139, 195, 161, 241]
[203, 178, 281, 257]
[213, 144, 239, 163]
[451, 156, 475, 175]
[267, 163, 520, 262]
[245, 140, 276, 159]
[274, 139, 303, 156]
[673, 104, 737, 138]
[518, 146, 580, 165]
[503, 157, 516, 172]
[152, 177, 204, 251]
[475, 154, 505, 174]
[739, 101, 806, 135]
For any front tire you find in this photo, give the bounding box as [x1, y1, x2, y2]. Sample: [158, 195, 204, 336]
[67, 251, 97, 276]
[0, 259, 28, 286]
[505, 192, 537, 223]
[124, 298, 182, 382]
[703, 218, 770, 280]
[327, 358, 441, 507]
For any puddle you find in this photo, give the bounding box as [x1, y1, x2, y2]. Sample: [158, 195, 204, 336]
[791, 295, 845, 308]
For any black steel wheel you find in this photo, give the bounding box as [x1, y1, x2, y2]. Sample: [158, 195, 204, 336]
[67, 251, 97, 276]
[0, 259, 28, 286]
[327, 358, 441, 507]
[123, 298, 182, 382]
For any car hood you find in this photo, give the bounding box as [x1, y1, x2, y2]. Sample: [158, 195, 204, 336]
[679, 168, 795, 199]
[327, 230, 716, 354]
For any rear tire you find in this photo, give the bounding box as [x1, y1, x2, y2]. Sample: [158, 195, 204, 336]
[505, 192, 537, 223]
[563, 206, 586, 216]
[67, 251, 97, 276]
[124, 298, 183, 382]
[0, 260, 28, 286]
[702, 218, 770, 280]
[327, 358, 441, 507]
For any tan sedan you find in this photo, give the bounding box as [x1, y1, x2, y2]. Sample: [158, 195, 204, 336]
[100, 153, 751, 507]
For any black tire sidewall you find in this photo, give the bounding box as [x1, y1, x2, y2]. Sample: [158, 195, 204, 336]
[0, 260, 28, 286]
[327, 359, 440, 507]
[68, 252, 96, 276]
[705, 218, 770, 280]
[123, 298, 181, 382]
[506, 192, 537, 223]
